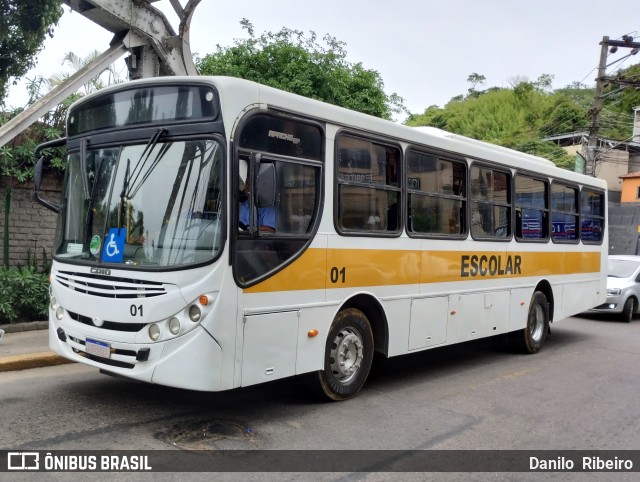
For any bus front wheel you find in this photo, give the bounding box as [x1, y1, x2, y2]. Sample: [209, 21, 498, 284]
[509, 291, 549, 354]
[315, 308, 374, 401]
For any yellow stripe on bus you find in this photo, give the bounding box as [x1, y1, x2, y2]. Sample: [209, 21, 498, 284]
[243, 249, 601, 293]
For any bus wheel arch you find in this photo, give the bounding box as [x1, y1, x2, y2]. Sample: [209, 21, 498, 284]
[340, 293, 389, 357]
[534, 280, 554, 323]
[313, 294, 388, 401]
[508, 288, 550, 354]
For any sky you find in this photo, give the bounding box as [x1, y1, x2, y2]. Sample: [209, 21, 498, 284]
[5, 0, 640, 119]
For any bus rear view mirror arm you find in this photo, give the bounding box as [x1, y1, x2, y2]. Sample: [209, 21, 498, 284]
[255, 162, 276, 208]
[33, 138, 66, 213]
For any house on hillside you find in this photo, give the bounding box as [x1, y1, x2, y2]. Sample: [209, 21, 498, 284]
[544, 130, 640, 203]
[619, 171, 640, 203]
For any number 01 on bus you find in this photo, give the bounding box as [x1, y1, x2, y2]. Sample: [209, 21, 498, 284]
[34, 77, 607, 401]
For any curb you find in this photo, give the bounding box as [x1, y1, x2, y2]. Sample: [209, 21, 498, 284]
[0, 320, 49, 333]
[0, 322, 73, 373]
[0, 352, 74, 373]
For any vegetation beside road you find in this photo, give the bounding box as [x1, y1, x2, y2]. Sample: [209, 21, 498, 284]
[0, 253, 49, 324]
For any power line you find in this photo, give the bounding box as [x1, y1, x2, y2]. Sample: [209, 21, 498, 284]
[586, 35, 640, 176]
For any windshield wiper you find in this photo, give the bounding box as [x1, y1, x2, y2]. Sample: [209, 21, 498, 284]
[116, 128, 167, 233]
[117, 158, 131, 235]
[79, 138, 90, 200]
[126, 128, 166, 198]
[129, 142, 170, 199]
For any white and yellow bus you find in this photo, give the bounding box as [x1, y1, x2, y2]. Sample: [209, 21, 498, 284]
[35, 76, 607, 400]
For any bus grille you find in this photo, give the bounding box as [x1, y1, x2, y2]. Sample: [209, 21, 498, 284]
[55, 271, 166, 298]
[68, 310, 146, 333]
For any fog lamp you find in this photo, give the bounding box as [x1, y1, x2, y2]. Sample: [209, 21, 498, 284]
[148, 324, 161, 342]
[168, 317, 180, 335]
[189, 305, 201, 322]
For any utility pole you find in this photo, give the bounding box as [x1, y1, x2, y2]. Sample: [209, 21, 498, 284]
[585, 37, 609, 176]
[586, 35, 640, 176]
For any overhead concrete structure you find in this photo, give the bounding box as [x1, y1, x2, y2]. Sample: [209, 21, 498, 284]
[0, 0, 201, 148]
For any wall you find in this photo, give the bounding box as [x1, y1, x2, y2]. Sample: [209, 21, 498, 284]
[0, 171, 63, 270]
[609, 202, 640, 255]
[620, 177, 640, 203]
[595, 149, 628, 202]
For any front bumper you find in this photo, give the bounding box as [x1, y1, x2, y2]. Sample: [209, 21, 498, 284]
[49, 317, 223, 391]
[589, 297, 623, 314]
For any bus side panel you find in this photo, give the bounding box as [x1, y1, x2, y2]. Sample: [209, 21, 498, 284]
[455, 290, 510, 342]
[508, 287, 534, 332]
[296, 305, 340, 374]
[560, 279, 601, 319]
[408, 296, 448, 350]
[382, 298, 413, 358]
[241, 311, 299, 387]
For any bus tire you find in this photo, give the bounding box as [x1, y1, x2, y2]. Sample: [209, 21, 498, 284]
[509, 291, 549, 354]
[315, 308, 374, 401]
[621, 297, 635, 323]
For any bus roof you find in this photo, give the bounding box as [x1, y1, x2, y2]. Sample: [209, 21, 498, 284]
[70, 75, 606, 189]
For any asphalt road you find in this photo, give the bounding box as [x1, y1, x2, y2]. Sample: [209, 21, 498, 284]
[1, 314, 639, 480]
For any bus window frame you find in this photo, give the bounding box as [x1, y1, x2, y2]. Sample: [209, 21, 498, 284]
[579, 186, 606, 245]
[231, 109, 326, 288]
[513, 170, 550, 244]
[404, 146, 468, 240]
[333, 129, 403, 238]
[57, 130, 228, 272]
[549, 180, 580, 245]
[67, 81, 221, 138]
[468, 160, 512, 242]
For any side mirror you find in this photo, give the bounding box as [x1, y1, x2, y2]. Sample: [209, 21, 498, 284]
[33, 138, 66, 213]
[255, 162, 276, 208]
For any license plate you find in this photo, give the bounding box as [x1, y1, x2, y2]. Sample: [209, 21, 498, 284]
[85, 338, 111, 359]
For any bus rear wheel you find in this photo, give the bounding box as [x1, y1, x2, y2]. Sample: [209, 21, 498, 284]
[315, 308, 374, 401]
[508, 291, 549, 354]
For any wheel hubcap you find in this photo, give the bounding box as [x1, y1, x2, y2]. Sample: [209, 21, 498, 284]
[530, 304, 544, 342]
[329, 328, 364, 383]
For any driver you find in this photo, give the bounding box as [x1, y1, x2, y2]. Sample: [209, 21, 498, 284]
[238, 158, 276, 233]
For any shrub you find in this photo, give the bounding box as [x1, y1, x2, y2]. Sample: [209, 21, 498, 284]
[0, 267, 49, 324]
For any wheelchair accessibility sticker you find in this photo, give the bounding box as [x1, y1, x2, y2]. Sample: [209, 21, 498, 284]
[102, 228, 126, 263]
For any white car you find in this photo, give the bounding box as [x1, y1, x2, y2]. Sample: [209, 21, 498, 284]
[590, 255, 640, 322]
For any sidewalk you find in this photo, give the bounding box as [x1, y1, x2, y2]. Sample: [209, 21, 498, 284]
[0, 321, 73, 372]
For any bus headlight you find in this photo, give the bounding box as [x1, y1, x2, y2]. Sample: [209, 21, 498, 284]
[50, 297, 58, 310]
[148, 324, 161, 342]
[55, 306, 64, 320]
[168, 317, 180, 335]
[189, 305, 201, 322]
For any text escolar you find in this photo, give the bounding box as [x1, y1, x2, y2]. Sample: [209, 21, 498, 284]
[461, 254, 522, 278]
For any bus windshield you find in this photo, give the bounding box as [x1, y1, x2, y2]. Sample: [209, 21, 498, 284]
[55, 138, 224, 268]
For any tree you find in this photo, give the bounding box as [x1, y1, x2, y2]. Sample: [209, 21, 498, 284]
[0, 0, 64, 103]
[47, 50, 124, 96]
[405, 73, 575, 168]
[466, 72, 486, 99]
[197, 19, 405, 120]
